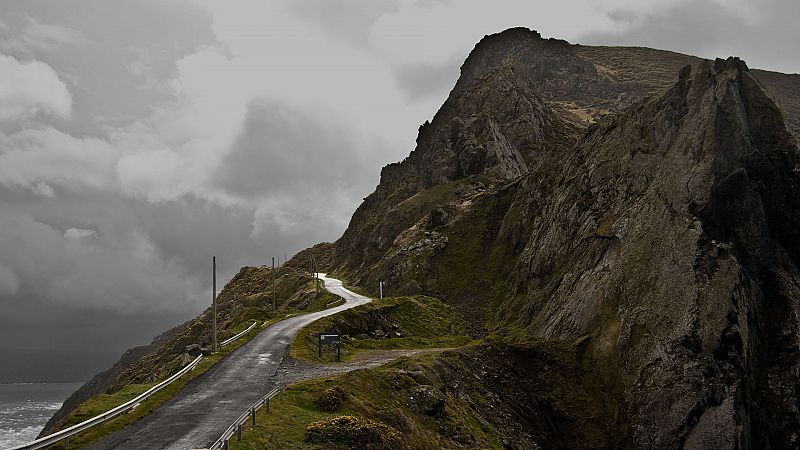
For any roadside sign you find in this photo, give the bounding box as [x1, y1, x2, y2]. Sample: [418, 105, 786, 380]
[318, 332, 342, 361]
[320, 334, 340, 345]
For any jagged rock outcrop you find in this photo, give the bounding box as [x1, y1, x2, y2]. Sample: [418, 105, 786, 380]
[502, 57, 800, 447]
[331, 28, 800, 448]
[336, 60, 579, 295]
[334, 28, 799, 295]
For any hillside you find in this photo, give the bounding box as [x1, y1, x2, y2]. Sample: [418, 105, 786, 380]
[39, 245, 334, 438]
[324, 28, 800, 447]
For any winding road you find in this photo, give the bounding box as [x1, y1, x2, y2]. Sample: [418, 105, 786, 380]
[84, 274, 370, 450]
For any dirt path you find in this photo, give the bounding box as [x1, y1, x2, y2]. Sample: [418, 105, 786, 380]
[273, 348, 452, 387]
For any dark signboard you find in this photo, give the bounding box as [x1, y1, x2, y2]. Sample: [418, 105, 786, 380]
[320, 334, 341, 345]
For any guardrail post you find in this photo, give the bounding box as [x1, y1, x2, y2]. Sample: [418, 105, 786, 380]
[223, 439, 229, 450]
[266, 396, 270, 413]
[280, 386, 285, 400]
[251, 406, 256, 425]
[237, 423, 242, 440]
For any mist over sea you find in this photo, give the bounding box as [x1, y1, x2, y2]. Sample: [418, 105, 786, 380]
[0, 348, 119, 447]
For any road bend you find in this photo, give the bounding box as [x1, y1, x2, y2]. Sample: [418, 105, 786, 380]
[84, 273, 370, 450]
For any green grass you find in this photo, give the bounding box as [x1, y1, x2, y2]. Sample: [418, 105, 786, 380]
[44, 271, 348, 448]
[230, 339, 620, 449]
[46, 285, 468, 448]
[290, 295, 473, 363]
[47, 316, 289, 449]
[228, 352, 504, 450]
[305, 290, 345, 311]
[60, 383, 155, 426]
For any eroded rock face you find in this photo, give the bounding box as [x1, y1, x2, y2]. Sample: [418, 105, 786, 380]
[332, 28, 800, 447]
[495, 58, 800, 447]
[335, 28, 799, 299]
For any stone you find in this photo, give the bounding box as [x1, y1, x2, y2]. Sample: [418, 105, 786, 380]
[428, 207, 449, 228]
[407, 385, 445, 417]
[178, 353, 193, 367]
[184, 344, 201, 356]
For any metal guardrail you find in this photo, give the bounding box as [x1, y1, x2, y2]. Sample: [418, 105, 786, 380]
[7, 320, 259, 450]
[209, 386, 283, 450]
[7, 354, 203, 450]
[220, 321, 257, 347]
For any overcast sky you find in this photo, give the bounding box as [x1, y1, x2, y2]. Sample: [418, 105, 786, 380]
[0, 0, 798, 357]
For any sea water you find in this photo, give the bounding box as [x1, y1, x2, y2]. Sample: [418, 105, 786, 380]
[0, 382, 83, 448]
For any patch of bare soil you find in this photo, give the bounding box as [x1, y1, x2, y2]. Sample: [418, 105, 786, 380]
[272, 349, 450, 387]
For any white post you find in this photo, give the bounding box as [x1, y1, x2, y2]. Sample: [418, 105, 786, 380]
[379, 281, 383, 299]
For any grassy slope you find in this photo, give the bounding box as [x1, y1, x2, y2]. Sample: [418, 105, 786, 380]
[55, 289, 471, 448]
[231, 340, 614, 450]
[229, 352, 491, 450]
[47, 289, 345, 448]
[290, 295, 473, 363]
[49, 319, 270, 449]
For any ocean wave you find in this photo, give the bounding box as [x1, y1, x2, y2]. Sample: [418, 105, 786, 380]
[0, 424, 45, 448]
[0, 401, 64, 448]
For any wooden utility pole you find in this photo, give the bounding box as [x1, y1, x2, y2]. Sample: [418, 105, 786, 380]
[272, 257, 276, 311]
[213, 256, 218, 353]
[311, 254, 319, 293]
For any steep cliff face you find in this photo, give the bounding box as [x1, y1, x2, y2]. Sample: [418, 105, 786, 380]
[334, 28, 799, 295]
[336, 62, 579, 297]
[503, 57, 800, 447]
[331, 28, 800, 447]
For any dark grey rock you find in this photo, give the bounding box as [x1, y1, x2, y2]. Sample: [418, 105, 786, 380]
[407, 385, 445, 417]
[184, 344, 201, 356]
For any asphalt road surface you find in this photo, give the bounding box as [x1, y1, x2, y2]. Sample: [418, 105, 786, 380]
[84, 273, 370, 450]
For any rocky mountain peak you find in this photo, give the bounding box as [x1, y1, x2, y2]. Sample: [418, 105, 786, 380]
[331, 31, 800, 447]
[453, 27, 543, 92]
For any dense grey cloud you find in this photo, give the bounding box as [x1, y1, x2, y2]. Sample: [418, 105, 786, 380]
[286, 0, 399, 47]
[216, 98, 384, 250]
[0, 0, 218, 136]
[218, 98, 376, 196]
[0, 185, 272, 351]
[582, 0, 800, 74]
[394, 55, 463, 100]
[0, 54, 71, 121]
[0, 0, 230, 355]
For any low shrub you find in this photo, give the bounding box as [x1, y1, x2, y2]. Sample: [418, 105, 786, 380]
[305, 415, 403, 449]
[316, 386, 349, 411]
